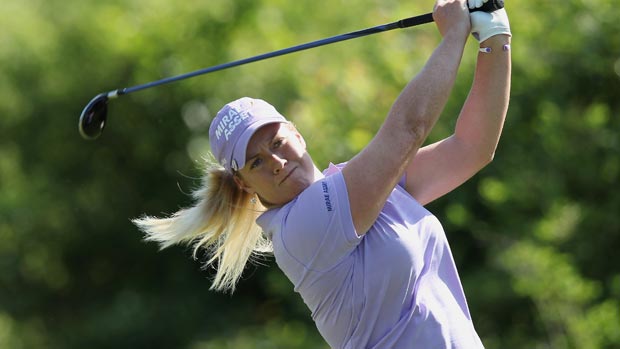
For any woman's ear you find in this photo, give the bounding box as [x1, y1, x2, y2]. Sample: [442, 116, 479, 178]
[233, 173, 255, 194]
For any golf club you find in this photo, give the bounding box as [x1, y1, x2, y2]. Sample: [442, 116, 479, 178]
[79, 0, 504, 140]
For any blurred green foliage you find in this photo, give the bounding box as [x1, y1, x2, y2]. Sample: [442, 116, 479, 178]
[1, 0, 619, 348]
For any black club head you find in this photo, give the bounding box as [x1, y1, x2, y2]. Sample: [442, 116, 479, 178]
[79, 93, 109, 140]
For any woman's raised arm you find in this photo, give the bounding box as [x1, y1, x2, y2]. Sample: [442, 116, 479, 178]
[404, 9, 512, 205]
[342, 0, 471, 235]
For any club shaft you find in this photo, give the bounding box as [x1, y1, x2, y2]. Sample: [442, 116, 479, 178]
[110, 13, 434, 97]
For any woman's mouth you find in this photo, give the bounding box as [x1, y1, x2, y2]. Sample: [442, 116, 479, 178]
[280, 167, 296, 185]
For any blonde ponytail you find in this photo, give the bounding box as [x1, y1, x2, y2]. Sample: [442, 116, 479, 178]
[132, 156, 272, 292]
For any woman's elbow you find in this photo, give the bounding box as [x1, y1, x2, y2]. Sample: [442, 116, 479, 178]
[466, 143, 496, 172]
[477, 149, 496, 169]
[459, 137, 497, 172]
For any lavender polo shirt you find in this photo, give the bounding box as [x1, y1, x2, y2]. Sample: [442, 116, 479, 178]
[257, 164, 484, 349]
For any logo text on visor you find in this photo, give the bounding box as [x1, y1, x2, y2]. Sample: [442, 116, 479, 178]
[214, 109, 251, 141]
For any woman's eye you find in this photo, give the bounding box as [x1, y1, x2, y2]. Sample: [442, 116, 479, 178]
[250, 158, 262, 169]
[273, 139, 283, 148]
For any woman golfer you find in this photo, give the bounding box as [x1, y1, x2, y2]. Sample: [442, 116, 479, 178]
[134, 0, 511, 347]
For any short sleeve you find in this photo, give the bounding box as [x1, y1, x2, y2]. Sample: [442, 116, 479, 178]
[278, 171, 361, 272]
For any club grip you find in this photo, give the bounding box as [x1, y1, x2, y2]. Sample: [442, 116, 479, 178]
[397, 1, 505, 28]
[471, 0, 504, 13]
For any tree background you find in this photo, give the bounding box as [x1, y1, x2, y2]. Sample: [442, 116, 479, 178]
[1, 0, 618, 348]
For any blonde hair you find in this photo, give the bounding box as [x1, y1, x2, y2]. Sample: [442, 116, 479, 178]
[132, 155, 272, 292]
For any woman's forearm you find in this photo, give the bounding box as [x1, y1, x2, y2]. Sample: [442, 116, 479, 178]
[455, 34, 512, 163]
[389, 31, 469, 149]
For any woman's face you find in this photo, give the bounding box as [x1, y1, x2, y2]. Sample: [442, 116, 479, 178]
[234, 123, 318, 207]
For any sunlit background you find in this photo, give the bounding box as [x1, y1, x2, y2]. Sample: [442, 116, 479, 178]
[1, 0, 619, 348]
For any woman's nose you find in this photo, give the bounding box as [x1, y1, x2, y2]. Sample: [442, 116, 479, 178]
[271, 153, 287, 174]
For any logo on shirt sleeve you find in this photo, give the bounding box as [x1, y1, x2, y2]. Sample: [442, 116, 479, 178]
[321, 181, 333, 212]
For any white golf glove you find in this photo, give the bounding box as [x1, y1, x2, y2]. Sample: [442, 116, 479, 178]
[468, 0, 511, 42]
[467, 0, 488, 9]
